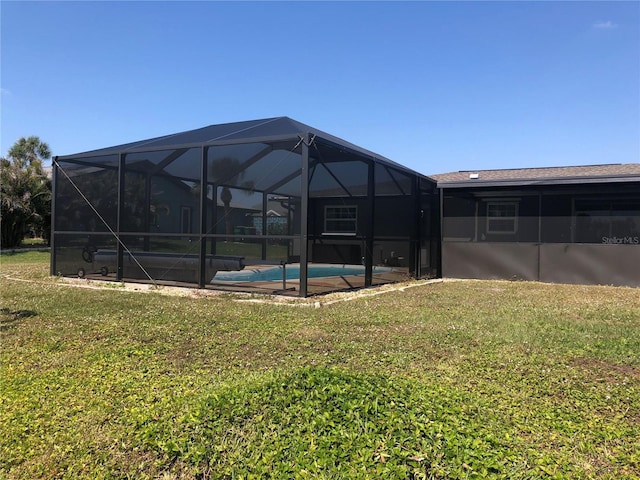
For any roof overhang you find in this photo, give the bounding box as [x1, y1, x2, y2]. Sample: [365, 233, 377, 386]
[437, 174, 640, 189]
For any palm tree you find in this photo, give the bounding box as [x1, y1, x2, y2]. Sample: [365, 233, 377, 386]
[0, 137, 51, 248]
[210, 156, 255, 241]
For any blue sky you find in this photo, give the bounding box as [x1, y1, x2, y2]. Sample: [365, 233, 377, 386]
[1, 1, 638, 175]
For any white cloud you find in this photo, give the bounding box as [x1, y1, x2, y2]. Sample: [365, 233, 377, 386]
[593, 20, 618, 29]
[0, 88, 11, 96]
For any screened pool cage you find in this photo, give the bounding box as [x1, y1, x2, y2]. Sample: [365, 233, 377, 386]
[52, 117, 439, 296]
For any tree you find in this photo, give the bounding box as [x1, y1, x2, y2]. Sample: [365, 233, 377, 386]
[0, 136, 52, 248]
[211, 156, 255, 241]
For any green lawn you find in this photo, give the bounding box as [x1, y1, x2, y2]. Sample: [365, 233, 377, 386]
[1, 252, 638, 479]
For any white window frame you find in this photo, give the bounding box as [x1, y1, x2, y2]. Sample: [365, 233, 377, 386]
[324, 205, 357, 235]
[486, 202, 518, 234]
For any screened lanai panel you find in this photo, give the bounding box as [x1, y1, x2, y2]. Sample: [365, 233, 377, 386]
[374, 196, 416, 239]
[207, 143, 271, 183]
[111, 235, 204, 285]
[309, 140, 369, 198]
[210, 186, 262, 236]
[53, 155, 120, 279]
[540, 193, 574, 243]
[309, 161, 368, 197]
[442, 191, 539, 242]
[207, 141, 302, 195]
[216, 117, 301, 141]
[442, 193, 475, 241]
[54, 156, 119, 232]
[124, 147, 202, 180]
[375, 163, 414, 196]
[574, 198, 640, 243]
[70, 118, 296, 157]
[53, 233, 117, 278]
[373, 162, 416, 271]
[202, 139, 303, 293]
[121, 148, 201, 235]
[309, 162, 349, 197]
[239, 150, 302, 196]
[373, 240, 414, 277]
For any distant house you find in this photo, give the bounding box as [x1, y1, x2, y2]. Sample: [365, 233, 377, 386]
[431, 164, 640, 287]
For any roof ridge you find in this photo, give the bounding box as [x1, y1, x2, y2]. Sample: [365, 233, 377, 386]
[458, 163, 627, 173]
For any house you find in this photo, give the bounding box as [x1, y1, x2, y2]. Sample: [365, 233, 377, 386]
[51, 115, 639, 294]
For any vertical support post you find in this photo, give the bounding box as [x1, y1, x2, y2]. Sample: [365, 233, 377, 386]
[143, 175, 152, 251]
[262, 192, 268, 260]
[537, 191, 542, 281]
[438, 187, 444, 278]
[409, 175, 419, 278]
[537, 191, 543, 244]
[50, 158, 58, 276]
[282, 263, 287, 291]
[210, 182, 217, 255]
[116, 153, 125, 280]
[412, 175, 420, 278]
[287, 195, 293, 259]
[299, 135, 310, 297]
[198, 146, 208, 288]
[364, 159, 375, 286]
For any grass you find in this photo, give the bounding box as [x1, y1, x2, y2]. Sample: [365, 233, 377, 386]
[1, 252, 639, 479]
[19, 237, 49, 248]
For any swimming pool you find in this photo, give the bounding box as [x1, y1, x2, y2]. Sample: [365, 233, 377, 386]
[212, 264, 394, 282]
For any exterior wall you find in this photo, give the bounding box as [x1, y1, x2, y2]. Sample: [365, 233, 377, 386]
[442, 242, 539, 281]
[540, 244, 640, 287]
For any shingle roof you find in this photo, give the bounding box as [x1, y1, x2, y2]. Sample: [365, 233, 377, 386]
[430, 163, 640, 188]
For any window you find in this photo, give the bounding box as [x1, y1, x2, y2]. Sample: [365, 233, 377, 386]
[181, 206, 192, 234]
[486, 202, 518, 234]
[324, 206, 357, 234]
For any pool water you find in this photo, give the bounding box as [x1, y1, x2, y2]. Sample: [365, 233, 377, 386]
[213, 264, 393, 282]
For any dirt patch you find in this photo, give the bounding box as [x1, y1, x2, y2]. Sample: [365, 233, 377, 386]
[570, 357, 640, 382]
[16, 274, 445, 307]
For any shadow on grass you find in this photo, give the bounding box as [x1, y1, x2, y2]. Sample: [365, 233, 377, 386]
[0, 308, 38, 330]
